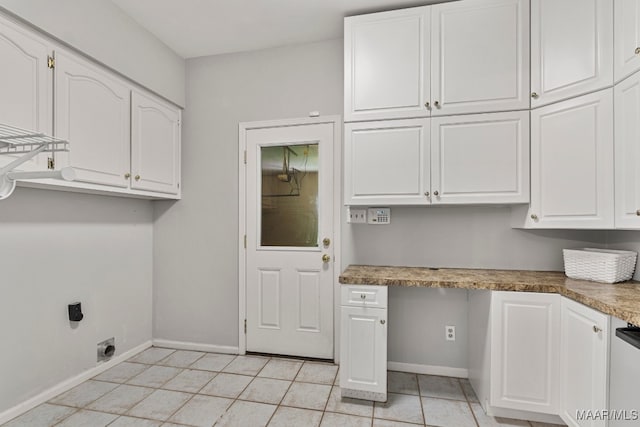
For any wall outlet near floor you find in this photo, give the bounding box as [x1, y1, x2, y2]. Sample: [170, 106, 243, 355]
[348, 207, 367, 224]
[445, 325, 456, 341]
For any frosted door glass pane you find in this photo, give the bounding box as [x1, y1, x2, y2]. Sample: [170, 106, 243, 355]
[261, 143, 318, 247]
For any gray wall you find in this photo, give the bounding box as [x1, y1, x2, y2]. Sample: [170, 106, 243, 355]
[0, 0, 186, 106]
[153, 39, 344, 346]
[153, 39, 613, 370]
[0, 189, 153, 414]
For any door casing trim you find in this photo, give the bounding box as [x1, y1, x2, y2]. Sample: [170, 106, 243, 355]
[238, 115, 342, 359]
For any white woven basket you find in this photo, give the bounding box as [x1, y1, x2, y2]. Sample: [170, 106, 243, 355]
[563, 248, 637, 283]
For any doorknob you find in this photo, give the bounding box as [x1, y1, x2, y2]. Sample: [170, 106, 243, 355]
[322, 254, 331, 263]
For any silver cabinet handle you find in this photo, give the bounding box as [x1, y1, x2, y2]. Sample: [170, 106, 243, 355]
[433, 190, 439, 196]
[360, 294, 366, 300]
[531, 92, 539, 99]
[635, 47, 640, 55]
[434, 101, 440, 108]
[425, 101, 431, 109]
[531, 214, 538, 221]
[380, 319, 386, 325]
[593, 325, 602, 333]
[424, 191, 430, 197]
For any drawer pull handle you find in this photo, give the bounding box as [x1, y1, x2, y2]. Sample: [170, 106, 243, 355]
[593, 325, 602, 333]
[360, 294, 366, 300]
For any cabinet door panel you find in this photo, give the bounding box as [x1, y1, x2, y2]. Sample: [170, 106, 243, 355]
[344, 7, 430, 122]
[131, 91, 181, 195]
[431, 111, 529, 204]
[560, 298, 609, 427]
[344, 119, 430, 205]
[614, 71, 640, 229]
[0, 16, 51, 171]
[431, 0, 529, 116]
[531, 0, 613, 108]
[528, 89, 614, 228]
[614, 0, 640, 83]
[55, 50, 130, 187]
[491, 292, 560, 414]
[339, 306, 387, 400]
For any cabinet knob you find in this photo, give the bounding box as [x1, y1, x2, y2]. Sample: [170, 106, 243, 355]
[425, 101, 431, 109]
[593, 325, 602, 333]
[636, 209, 640, 216]
[433, 190, 439, 196]
[434, 101, 440, 108]
[360, 294, 366, 300]
[424, 191, 430, 197]
[531, 92, 539, 99]
[530, 214, 538, 221]
[380, 319, 386, 325]
[124, 173, 131, 179]
[635, 47, 640, 55]
[134, 175, 141, 181]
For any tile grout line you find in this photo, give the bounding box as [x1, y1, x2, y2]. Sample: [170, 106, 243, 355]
[416, 373, 428, 426]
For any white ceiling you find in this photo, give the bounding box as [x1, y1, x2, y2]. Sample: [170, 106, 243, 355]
[110, 0, 447, 59]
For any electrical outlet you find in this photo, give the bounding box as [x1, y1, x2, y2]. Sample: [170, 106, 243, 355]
[445, 325, 456, 341]
[348, 207, 367, 224]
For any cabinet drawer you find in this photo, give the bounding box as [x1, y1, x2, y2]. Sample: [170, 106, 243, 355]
[341, 285, 388, 308]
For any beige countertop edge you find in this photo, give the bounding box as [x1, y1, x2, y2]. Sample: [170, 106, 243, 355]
[339, 270, 640, 326]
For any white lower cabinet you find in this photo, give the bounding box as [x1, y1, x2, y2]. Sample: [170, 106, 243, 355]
[340, 285, 388, 402]
[490, 291, 561, 414]
[560, 298, 610, 427]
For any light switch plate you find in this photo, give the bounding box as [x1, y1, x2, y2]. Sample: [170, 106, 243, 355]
[348, 207, 367, 224]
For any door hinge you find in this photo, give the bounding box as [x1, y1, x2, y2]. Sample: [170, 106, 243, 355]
[47, 157, 55, 170]
[244, 235, 247, 249]
[47, 55, 55, 69]
[244, 319, 247, 334]
[243, 150, 247, 164]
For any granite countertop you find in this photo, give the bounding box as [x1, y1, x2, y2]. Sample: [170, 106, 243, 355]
[339, 265, 640, 326]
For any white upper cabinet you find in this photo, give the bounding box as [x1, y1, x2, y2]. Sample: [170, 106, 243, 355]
[531, 0, 613, 108]
[560, 298, 609, 427]
[344, 0, 529, 122]
[614, 70, 640, 229]
[55, 49, 131, 188]
[490, 292, 561, 414]
[131, 91, 181, 195]
[431, 111, 529, 204]
[430, 0, 530, 116]
[0, 16, 52, 171]
[344, 7, 430, 122]
[614, 0, 640, 83]
[345, 112, 529, 206]
[344, 119, 430, 205]
[523, 89, 614, 228]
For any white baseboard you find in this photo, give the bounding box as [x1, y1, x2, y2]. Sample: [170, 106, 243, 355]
[152, 339, 239, 355]
[387, 361, 469, 378]
[0, 340, 152, 425]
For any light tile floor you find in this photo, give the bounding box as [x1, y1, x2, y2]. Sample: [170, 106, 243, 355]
[2, 347, 568, 427]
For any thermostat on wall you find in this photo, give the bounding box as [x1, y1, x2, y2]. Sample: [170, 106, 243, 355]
[367, 207, 390, 224]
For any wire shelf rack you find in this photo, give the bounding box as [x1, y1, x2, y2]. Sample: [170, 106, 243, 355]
[0, 123, 69, 154]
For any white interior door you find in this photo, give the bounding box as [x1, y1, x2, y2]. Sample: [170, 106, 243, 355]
[245, 122, 335, 359]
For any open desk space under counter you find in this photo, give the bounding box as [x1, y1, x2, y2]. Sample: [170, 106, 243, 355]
[338, 265, 640, 426]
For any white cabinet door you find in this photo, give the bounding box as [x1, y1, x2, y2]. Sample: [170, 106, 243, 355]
[527, 89, 614, 228]
[614, 0, 640, 83]
[344, 119, 430, 205]
[339, 305, 387, 402]
[531, 0, 613, 108]
[344, 6, 430, 122]
[430, 0, 530, 116]
[0, 16, 52, 171]
[55, 50, 131, 187]
[431, 111, 529, 204]
[614, 70, 640, 229]
[490, 292, 561, 414]
[560, 298, 609, 427]
[131, 91, 181, 195]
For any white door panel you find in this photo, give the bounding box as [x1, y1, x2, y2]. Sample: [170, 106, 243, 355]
[344, 6, 430, 122]
[430, 0, 530, 116]
[531, 0, 613, 108]
[0, 16, 52, 171]
[55, 50, 130, 187]
[245, 122, 335, 358]
[614, 0, 640, 83]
